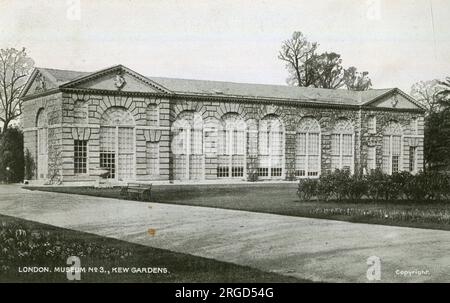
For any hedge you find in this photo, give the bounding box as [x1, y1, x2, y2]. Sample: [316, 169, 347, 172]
[297, 169, 450, 202]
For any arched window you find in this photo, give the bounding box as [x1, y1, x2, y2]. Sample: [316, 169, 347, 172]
[331, 119, 354, 173]
[172, 111, 204, 181]
[217, 113, 246, 178]
[382, 122, 403, 174]
[100, 107, 135, 181]
[36, 108, 48, 179]
[258, 115, 284, 178]
[296, 117, 321, 178]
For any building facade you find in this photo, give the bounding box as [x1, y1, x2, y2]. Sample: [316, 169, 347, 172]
[21, 65, 425, 184]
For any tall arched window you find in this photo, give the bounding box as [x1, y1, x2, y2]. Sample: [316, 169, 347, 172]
[296, 117, 321, 178]
[382, 122, 403, 174]
[100, 107, 135, 181]
[217, 113, 246, 178]
[331, 119, 354, 173]
[172, 111, 204, 181]
[258, 115, 284, 178]
[36, 108, 48, 179]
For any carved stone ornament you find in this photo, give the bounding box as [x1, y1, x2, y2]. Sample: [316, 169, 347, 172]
[114, 73, 126, 90]
[391, 96, 399, 108]
[34, 73, 47, 92]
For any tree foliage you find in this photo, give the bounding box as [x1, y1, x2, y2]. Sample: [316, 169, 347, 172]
[436, 77, 450, 108]
[0, 48, 35, 132]
[313, 52, 345, 89]
[0, 127, 24, 183]
[343, 66, 372, 91]
[424, 109, 450, 171]
[412, 77, 450, 171]
[278, 31, 372, 90]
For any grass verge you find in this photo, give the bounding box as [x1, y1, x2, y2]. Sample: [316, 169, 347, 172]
[0, 213, 305, 283]
[25, 184, 450, 231]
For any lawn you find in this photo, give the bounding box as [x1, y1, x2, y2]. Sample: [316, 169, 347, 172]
[26, 183, 450, 231]
[0, 213, 305, 283]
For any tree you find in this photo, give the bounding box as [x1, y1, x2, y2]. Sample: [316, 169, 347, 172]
[0, 48, 35, 132]
[436, 77, 450, 108]
[410, 79, 444, 115]
[279, 32, 373, 90]
[344, 66, 372, 91]
[313, 52, 346, 89]
[424, 110, 450, 171]
[0, 127, 24, 183]
[278, 31, 318, 87]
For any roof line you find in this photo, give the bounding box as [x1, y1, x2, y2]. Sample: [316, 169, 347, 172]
[362, 87, 425, 110]
[59, 64, 173, 94]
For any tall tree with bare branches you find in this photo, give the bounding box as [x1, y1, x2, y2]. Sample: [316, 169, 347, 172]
[0, 48, 35, 132]
[410, 79, 444, 115]
[278, 31, 318, 87]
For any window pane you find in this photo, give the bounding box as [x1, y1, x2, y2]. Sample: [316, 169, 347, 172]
[270, 131, 283, 156]
[392, 136, 401, 156]
[392, 155, 399, 173]
[146, 142, 159, 176]
[74, 140, 88, 174]
[331, 134, 340, 156]
[382, 136, 390, 156]
[309, 133, 320, 155]
[259, 131, 268, 155]
[342, 134, 353, 156]
[308, 155, 319, 176]
[191, 129, 203, 155]
[367, 147, 376, 171]
[296, 133, 307, 155]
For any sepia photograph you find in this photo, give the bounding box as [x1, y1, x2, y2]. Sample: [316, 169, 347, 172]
[0, 0, 449, 292]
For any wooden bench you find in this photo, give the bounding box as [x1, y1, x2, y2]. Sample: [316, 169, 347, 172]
[120, 183, 152, 201]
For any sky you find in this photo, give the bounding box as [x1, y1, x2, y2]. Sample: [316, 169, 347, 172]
[0, 0, 449, 93]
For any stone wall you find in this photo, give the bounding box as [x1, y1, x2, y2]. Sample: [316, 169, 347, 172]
[360, 110, 424, 173]
[22, 93, 63, 180]
[22, 90, 425, 183]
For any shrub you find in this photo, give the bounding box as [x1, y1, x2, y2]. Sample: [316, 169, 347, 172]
[316, 173, 336, 201]
[366, 169, 392, 201]
[390, 171, 414, 200]
[346, 175, 369, 201]
[330, 170, 352, 201]
[296, 167, 450, 203]
[422, 170, 450, 201]
[297, 179, 318, 201]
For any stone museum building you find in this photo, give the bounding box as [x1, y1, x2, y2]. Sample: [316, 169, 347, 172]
[20, 65, 425, 184]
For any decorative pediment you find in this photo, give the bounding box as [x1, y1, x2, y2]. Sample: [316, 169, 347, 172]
[61, 65, 171, 94]
[21, 69, 58, 97]
[364, 89, 423, 110]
